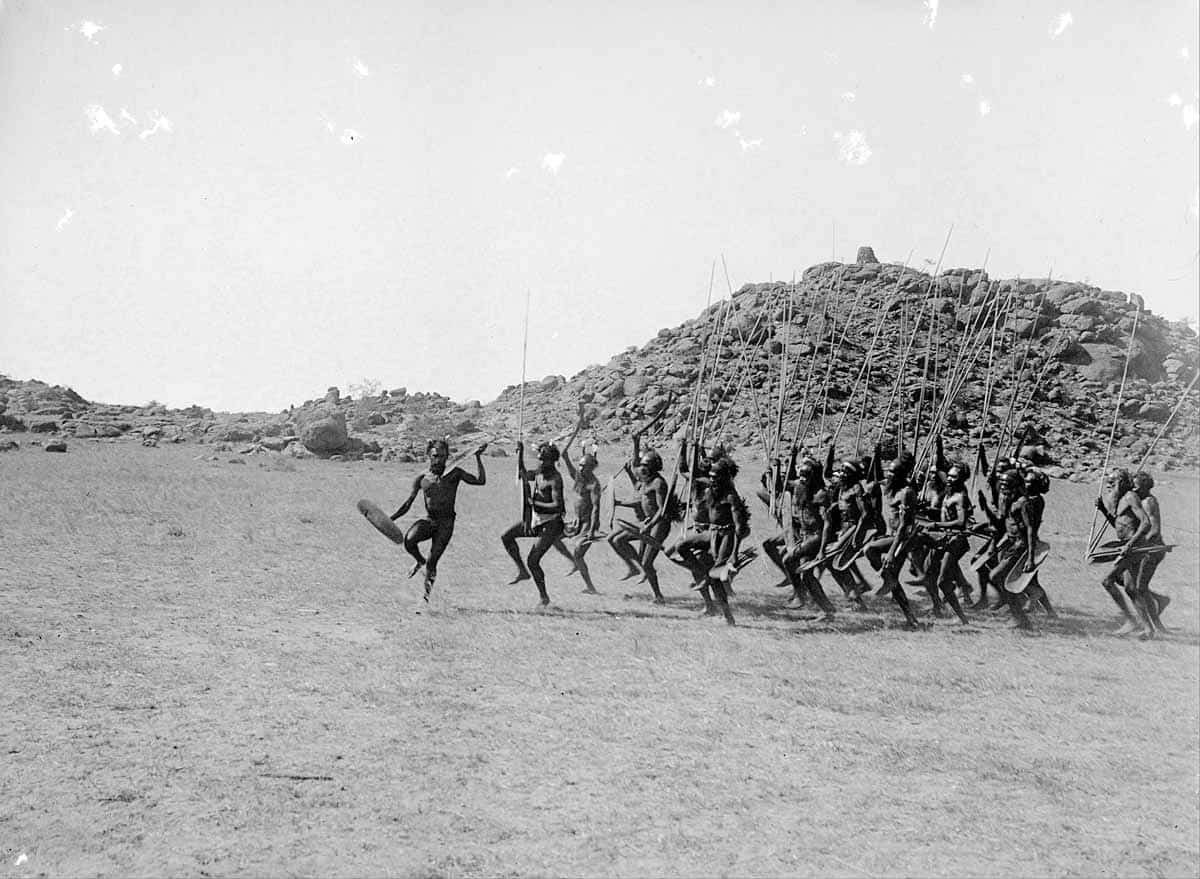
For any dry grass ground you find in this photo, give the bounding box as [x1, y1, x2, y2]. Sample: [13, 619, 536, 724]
[1, 441, 1197, 878]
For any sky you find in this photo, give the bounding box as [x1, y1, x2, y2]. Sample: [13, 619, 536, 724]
[1, 0, 1197, 413]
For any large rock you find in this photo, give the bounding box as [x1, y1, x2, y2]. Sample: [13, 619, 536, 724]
[1076, 343, 1126, 383]
[297, 408, 348, 455]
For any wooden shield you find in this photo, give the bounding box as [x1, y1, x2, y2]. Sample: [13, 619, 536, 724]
[357, 499, 405, 545]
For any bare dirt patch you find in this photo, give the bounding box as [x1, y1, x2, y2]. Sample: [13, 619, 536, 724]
[1, 442, 1197, 877]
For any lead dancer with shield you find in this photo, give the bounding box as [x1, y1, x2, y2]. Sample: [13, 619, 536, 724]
[388, 438, 488, 600]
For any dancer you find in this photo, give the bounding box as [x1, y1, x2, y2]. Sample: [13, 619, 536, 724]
[501, 441, 567, 607]
[561, 415, 603, 595]
[390, 438, 488, 599]
[609, 441, 672, 602]
[1131, 470, 1171, 629]
[781, 458, 838, 620]
[689, 455, 746, 625]
[1094, 468, 1161, 637]
[862, 453, 922, 627]
[919, 461, 973, 624]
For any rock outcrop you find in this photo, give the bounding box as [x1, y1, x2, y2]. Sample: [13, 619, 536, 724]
[3, 253, 1196, 478]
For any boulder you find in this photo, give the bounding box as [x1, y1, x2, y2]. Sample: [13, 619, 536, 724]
[856, 246, 879, 265]
[623, 374, 650, 397]
[219, 427, 257, 443]
[297, 408, 348, 455]
[1060, 296, 1104, 316]
[73, 423, 98, 438]
[44, 441, 67, 453]
[0, 440, 18, 452]
[28, 419, 58, 433]
[1076, 343, 1126, 383]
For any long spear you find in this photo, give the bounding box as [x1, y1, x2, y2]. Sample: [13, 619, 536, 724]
[1085, 306, 1142, 558]
[517, 290, 532, 528]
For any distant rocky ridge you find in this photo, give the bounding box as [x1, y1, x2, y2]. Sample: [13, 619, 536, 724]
[3, 252, 1197, 480]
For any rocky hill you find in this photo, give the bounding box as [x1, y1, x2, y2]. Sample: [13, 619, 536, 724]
[3, 249, 1197, 480]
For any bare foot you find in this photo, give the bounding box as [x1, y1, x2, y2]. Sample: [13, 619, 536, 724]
[581, 587, 600, 595]
[408, 561, 425, 578]
[508, 570, 532, 585]
[1113, 619, 1140, 636]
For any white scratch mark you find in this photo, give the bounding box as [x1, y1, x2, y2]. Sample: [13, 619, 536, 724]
[833, 130, 872, 166]
[505, 167, 520, 180]
[112, 63, 122, 78]
[1183, 104, 1198, 131]
[960, 73, 975, 87]
[714, 109, 741, 130]
[541, 152, 565, 175]
[14, 855, 28, 867]
[841, 91, 856, 103]
[1180, 47, 1190, 60]
[978, 100, 992, 117]
[138, 112, 173, 140]
[1168, 93, 1183, 107]
[735, 131, 763, 152]
[1191, 186, 1198, 218]
[56, 208, 75, 232]
[84, 104, 120, 135]
[923, 0, 938, 29]
[1049, 12, 1073, 39]
[340, 128, 360, 145]
[74, 20, 105, 43]
[119, 107, 137, 127]
[318, 113, 336, 133]
[698, 75, 716, 87]
[351, 57, 369, 77]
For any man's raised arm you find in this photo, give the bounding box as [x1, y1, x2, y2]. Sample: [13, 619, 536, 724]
[391, 474, 424, 520]
[458, 443, 488, 486]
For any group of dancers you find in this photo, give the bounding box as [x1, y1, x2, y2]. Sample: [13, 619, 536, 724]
[384, 411, 1172, 638]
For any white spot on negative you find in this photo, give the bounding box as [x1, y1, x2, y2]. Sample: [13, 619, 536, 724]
[56, 208, 75, 231]
[14, 855, 28, 868]
[1183, 104, 1199, 131]
[960, 73, 974, 87]
[112, 63, 122, 78]
[1049, 12, 1073, 39]
[833, 130, 872, 166]
[505, 167, 520, 180]
[76, 20, 105, 43]
[699, 75, 716, 88]
[978, 100, 992, 117]
[923, 0, 939, 30]
[340, 128, 360, 144]
[1168, 93, 1183, 107]
[352, 57, 369, 77]
[119, 107, 137, 127]
[319, 113, 336, 133]
[841, 91, 856, 103]
[1181, 47, 1190, 60]
[714, 109, 741, 129]
[139, 112, 173, 140]
[736, 133, 763, 153]
[541, 152, 565, 175]
[84, 104, 120, 135]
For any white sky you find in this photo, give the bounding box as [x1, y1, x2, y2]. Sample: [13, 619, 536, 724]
[1, 0, 1197, 412]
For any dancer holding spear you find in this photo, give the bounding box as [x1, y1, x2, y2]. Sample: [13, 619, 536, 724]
[500, 292, 569, 608]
